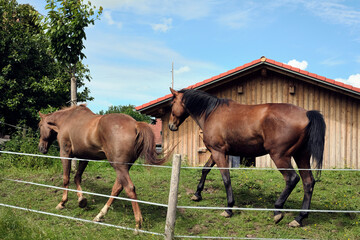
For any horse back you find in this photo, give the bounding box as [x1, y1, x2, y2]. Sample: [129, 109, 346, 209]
[203, 101, 309, 156]
[60, 112, 137, 159]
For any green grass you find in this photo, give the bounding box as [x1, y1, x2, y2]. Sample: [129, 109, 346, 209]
[0, 159, 359, 240]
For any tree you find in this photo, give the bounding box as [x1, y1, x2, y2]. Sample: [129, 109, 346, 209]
[99, 105, 153, 123]
[0, 0, 93, 133]
[44, 0, 102, 170]
[44, 0, 102, 107]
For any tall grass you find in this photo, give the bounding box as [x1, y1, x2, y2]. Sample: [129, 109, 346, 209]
[0, 129, 61, 170]
[0, 154, 359, 240]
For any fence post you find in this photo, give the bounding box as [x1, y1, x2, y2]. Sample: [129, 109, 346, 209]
[164, 154, 181, 240]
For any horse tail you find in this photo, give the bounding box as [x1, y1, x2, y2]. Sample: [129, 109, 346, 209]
[134, 122, 167, 165]
[305, 110, 326, 178]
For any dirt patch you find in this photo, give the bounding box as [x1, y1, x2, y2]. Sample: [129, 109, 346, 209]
[204, 187, 216, 194]
[185, 187, 195, 195]
[188, 224, 208, 235]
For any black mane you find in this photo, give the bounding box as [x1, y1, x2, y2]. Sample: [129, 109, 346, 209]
[179, 89, 229, 119]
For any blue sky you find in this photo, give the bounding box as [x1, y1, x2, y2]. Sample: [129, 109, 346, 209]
[19, 0, 360, 113]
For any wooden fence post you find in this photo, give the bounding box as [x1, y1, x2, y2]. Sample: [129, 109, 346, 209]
[164, 154, 181, 240]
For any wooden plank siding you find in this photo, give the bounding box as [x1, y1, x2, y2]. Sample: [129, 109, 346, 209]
[161, 71, 360, 169]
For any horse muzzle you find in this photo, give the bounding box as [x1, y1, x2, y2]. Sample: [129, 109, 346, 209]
[168, 123, 178, 131]
[38, 144, 48, 154]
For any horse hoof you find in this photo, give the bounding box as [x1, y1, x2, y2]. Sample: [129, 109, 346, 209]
[220, 211, 233, 218]
[191, 194, 202, 201]
[274, 213, 284, 224]
[288, 220, 301, 227]
[93, 216, 103, 222]
[56, 204, 65, 210]
[78, 197, 87, 208]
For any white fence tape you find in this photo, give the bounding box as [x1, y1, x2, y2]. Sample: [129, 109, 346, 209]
[3, 178, 359, 214]
[2, 150, 360, 171]
[0, 202, 307, 240]
[4, 178, 167, 208]
[0, 203, 163, 236]
[1, 149, 359, 240]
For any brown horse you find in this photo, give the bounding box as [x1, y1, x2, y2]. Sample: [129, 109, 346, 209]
[169, 88, 325, 227]
[38, 104, 165, 229]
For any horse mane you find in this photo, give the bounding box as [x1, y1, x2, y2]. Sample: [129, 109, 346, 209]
[44, 104, 91, 119]
[179, 89, 229, 119]
[60, 104, 88, 111]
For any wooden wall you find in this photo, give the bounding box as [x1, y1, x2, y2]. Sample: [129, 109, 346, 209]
[162, 71, 360, 169]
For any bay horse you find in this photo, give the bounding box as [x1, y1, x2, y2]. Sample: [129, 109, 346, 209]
[38, 104, 165, 229]
[169, 88, 325, 227]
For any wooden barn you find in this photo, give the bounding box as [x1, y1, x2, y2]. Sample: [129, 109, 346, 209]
[136, 57, 360, 169]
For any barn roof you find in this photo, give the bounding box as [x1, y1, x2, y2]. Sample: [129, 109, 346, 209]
[136, 56, 360, 113]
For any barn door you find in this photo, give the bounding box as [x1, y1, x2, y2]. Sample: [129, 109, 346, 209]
[198, 130, 211, 165]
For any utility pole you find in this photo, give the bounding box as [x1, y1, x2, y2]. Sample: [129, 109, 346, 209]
[71, 67, 78, 172]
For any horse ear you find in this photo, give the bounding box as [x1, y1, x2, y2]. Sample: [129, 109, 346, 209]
[39, 111, 45, 118]
[170, 87, 178, 96]
[47, 122, 59, 132]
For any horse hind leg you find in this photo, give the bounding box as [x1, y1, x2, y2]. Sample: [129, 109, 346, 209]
[290, 152, 315, 227]
[272, 156, 300, 224]
[74, 160, 89, 208]
[192, 156, 215, 201]
[122, 173, 143, 229]
[93, 176, 123, 222]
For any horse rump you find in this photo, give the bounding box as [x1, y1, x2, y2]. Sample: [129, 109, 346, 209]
[134, 122, 169, 165]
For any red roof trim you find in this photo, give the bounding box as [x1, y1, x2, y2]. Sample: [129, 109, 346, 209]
[136, 57, 359, 111]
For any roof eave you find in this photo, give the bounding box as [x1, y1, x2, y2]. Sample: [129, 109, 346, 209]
[137, 58, 360, 114]
[265, 62, 360, 98]
[136, 61, 263, 113]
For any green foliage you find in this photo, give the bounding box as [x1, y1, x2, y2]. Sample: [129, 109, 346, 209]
[99, 105, 153, 123]
[45, 0, 102, 66]
[0, 128, 60, 169]
[0, 0, 94, 133]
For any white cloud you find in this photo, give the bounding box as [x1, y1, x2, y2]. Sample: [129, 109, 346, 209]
[175, 66, 190, 74]
[287, 59, 308, 70]
[151, 18, 172, 32]
[91, 0, 213, 20]
[356, 56, 360, 64]
[217, 9, 252, 29]
[301, 0, 360, 26]
[321, 57, 345, 66]
[103, 11, 123, 28]
[335, 74, 360, 88]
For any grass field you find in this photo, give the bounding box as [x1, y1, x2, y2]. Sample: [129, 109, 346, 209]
[0, 157, 359, 240]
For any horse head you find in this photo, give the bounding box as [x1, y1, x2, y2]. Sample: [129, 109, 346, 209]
[169, 88, 189, 131]
[38, 112, 58, 154]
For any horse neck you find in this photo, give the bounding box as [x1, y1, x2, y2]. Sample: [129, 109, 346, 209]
[51, 107, 84, 126]
[188, 112, 206, 130]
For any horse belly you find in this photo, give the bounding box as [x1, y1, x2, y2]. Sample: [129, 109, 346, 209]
[72, 147, 106, 160]
[226, 135, 267, 157]
[228, 142, 267, 157]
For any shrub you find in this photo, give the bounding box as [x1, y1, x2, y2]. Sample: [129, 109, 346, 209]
[0, 128, 60, 169]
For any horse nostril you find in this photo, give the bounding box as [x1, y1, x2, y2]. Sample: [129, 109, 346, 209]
[39, 145, 48, 154]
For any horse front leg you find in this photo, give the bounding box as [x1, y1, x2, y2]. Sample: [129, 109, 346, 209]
[56, 158, 71, 210]
[212, 151, 234, 218]
[74, 160, 89, 208]
[191, 156, 215, 201]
